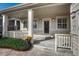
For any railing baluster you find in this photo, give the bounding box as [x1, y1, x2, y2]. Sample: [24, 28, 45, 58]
[64, 36, 67, 48]
[55, 34, 57, 52]
[55, 34, 71, 52]
[64, 35, 65, 48]
[66, 35, 68, 48]
[61, 35, 63, 47]
[58, 36, 61, 47]
[69, 36, 71, 48]
[59, 36, 61, 47]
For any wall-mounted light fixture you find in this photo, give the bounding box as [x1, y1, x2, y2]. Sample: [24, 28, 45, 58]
[39, 18, 42, 21]
[52, 18, 55, 21]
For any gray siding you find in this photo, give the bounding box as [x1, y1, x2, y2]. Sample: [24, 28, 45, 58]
[70, 3, 79, 56]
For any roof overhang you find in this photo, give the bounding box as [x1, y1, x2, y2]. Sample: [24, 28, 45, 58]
[0, 3, 53, 14]
[0, 3, 70, 14]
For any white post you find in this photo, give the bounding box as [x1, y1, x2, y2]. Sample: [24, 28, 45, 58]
[2, 14, 8, 37]
[55, 34, 57, 52]
[28, 9, 33, 37]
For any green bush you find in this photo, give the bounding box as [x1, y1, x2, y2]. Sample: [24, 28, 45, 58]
[0, 37, 31, 51]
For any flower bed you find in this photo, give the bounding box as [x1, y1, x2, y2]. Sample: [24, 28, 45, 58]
[0, 37, 32, 51]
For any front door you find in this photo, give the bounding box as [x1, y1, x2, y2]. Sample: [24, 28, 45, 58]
[44, 21, 49, 33]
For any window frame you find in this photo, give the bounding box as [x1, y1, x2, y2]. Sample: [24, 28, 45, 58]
[33, 20, 37, 29]
[57, 17, 68, 29]
[23, 20, 28, 28]
[8, 19, 20, 31]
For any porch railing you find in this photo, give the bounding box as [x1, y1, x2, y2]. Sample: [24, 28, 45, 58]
[55, 34, 71, 52]
[5, 31, 28, 39]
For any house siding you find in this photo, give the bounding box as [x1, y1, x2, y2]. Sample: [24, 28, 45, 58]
[71, 34, 78, 56]
[20, 16, 70, 35]
[70, 3, 79, 56]
[5, 15, 70, 39]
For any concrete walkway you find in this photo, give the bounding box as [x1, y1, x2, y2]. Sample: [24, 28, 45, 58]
[0, 45, 73, 56]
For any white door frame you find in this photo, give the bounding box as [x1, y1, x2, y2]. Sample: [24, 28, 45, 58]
[42, 18, 51, 34]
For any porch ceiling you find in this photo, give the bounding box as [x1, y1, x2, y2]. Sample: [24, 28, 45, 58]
[6, 3, 70, 19]
[34, 4, 70, 18]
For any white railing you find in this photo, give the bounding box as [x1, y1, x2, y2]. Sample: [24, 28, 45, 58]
[5, 31, 28, 39]
[55, 34, 71, 52]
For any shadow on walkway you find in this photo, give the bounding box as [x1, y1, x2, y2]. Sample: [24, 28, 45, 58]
[33, 37, 54, 44]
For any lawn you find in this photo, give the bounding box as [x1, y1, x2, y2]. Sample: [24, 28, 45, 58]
[0, 37, 32, 51]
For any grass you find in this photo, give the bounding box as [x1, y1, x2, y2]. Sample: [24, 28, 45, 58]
[0, 37, 32, 51]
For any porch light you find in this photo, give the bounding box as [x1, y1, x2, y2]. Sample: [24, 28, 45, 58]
[52, 18, 55, 21]
[39, 18, 42, 21]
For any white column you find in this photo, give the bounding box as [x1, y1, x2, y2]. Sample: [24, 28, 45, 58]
[28, 9, 33, 37]
[2, 14, 8, 37]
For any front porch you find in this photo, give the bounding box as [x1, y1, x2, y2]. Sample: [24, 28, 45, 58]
[2, 3, 70, 39]
[0, 3, 75, 56]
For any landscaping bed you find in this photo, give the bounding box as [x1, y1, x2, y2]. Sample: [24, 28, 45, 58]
[0, 37, 32, 51]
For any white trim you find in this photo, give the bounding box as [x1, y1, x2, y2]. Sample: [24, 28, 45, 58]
[32, 3, 68, 10]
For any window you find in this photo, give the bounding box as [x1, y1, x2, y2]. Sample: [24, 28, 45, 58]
[0, 19, 2, 35]
[0, 15, 1, 16]
[58, 18, 67, 29]
[16, 21, 20, 30]
[8, 20, 15, 31]
[23, 20, 28, 28]
[33, 20, 37, 28]
[8, 20, 20, 31]
[23, 20, 37, 29]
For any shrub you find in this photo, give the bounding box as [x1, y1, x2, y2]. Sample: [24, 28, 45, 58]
[0, 37, 32, 51]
